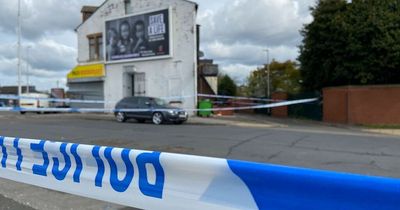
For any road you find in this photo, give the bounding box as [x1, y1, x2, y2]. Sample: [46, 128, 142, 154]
[0, 113, 400, 209]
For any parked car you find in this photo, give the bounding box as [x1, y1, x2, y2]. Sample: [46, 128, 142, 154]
[0, 102, 5, 107]
[114, 96, 188, 125]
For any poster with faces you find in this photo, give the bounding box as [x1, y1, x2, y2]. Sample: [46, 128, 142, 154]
[105, 9, 170, 62]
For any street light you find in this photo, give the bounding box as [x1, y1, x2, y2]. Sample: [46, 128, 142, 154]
[263, 49, 271, 99]
[26, 46, 31, 94]
[17, 0, 22, 98]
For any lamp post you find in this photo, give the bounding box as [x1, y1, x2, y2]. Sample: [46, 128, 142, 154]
[17, 0, 22, 99]
[264, 49, 271, 99]
[26, 46, 31, 94]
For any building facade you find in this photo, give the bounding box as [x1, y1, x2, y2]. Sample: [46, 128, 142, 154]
[68, 0, 199, 111]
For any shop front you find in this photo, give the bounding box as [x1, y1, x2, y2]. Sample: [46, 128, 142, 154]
[67, 63, 105, 108]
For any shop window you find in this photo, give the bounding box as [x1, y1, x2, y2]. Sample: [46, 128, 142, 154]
[88, 33, 103, 61]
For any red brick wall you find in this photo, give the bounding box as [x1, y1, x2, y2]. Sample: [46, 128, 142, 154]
[272, 92, 288, 118]
[323, 85, 400, 125]
[233, 99, 255, 114]
[323, 87, 348, 124]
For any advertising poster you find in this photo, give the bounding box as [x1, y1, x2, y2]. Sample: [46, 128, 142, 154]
[105, 9, 170, 62]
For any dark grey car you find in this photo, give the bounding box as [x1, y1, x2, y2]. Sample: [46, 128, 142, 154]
[114, 96, 188, 125]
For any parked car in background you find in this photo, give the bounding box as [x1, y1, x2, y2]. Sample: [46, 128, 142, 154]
[114, 96, 188, 125]
[0, 102, 5, 107]
[19, 93, 50, 114]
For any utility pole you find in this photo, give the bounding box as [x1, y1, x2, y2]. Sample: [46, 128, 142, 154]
[26, 46, 31, 94]
[17, 0, 22, 99]
[264, 49, 271, 99]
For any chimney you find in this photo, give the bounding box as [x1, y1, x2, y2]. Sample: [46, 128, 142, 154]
[81, 6, 98, 22]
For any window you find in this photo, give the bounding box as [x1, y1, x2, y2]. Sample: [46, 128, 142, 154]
[97, 36, 103, 60]
[137, 97, 147, 106]
[88, 33, 103, 61]
[124, 0, 132, 14]
[127, 97, 138, 104]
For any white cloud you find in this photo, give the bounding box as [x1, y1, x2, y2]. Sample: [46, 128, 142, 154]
[29, 39, 77, 71]
[0, 0, 316, 90]
[203, 41, 298, 65]
[0, 0, 104, 40]
[0, 39, 75, 91]
[197, 0, 314, 83]
[220, 64, 258, 85]
[0, 39, 76, 74]
[0, 0, 104, 91]
[199, 0, 313, 47]
[0, 57, 18, 77]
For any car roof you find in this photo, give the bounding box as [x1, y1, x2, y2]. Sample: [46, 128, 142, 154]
[124, 96, 158, 100]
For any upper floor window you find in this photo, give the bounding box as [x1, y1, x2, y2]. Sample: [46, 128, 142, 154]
[124, 0, 132, 14]
[88, 33, 103, 61]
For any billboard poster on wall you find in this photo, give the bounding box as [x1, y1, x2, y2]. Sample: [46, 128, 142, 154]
[105, 9, 170, 62]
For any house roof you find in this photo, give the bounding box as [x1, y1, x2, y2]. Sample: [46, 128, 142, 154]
[81, 6, 98, 13]
[75, 0, 198, 31]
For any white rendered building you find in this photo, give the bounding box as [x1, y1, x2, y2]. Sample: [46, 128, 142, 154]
[67, 0, 199, 111]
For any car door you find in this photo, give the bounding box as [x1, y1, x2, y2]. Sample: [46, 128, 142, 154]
[125, 97, 139, 118]
[136, 97, 152, 119]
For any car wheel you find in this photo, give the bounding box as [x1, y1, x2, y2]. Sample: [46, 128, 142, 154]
[116, 112, 127, 123]
[152, 112, 164, 125]
[20, 111, 26, 115]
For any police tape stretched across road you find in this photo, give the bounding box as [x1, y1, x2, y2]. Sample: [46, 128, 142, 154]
[197, 94, 281, 102]
[0, 94, 194, 104]
[0, 136, 400, 210]
[0, 98, 319, 113]
[0, 93, 281, 105]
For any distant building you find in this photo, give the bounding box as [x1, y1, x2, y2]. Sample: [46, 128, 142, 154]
[0, 86, 38, 106]
[198, 59, 218, 95]
[0, 86, 37, 95]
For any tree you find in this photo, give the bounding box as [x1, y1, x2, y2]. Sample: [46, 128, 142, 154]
[246, 60, 302, 97]
[299, 0, 400, 90]
[218, 74, 237, 96]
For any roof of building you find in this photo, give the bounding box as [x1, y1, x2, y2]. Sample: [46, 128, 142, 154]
[75, 0, 198, 31]
[81, 6, 98, 13]
[199, 59, 214, 65]
[0, 86, 37, 95]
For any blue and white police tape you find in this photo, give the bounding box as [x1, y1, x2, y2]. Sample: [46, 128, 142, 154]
[0, 94, 283, 105]
[0, 136, 399, 210]
[0, 98, 318, 113]
[0, 94, 106, 104]
[0, 94, 195, 105]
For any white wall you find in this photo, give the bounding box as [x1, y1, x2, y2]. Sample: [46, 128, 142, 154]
[76, 0, 198, 112]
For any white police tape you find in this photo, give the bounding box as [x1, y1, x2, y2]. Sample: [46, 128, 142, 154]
[0, 94, 283, 105]
[0, 94, 105, 104]
[194, 98, 318, 112]
[0, 98, 318, 113]
[198, 94, 281, 102]
[0, 136, 399, 210]
[0, 94, 194, 104]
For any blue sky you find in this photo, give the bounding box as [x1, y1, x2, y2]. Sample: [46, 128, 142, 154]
[0, 0, 316, 91]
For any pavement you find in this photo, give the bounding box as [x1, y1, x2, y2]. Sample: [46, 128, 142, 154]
[0, 112, 400, 209]
[361, 128, 400, 136]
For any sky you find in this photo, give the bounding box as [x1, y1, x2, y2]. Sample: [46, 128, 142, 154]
[0, 0, 316, 91]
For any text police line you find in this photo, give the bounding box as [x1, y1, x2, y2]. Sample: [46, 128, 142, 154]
[0, 136, 165, 199]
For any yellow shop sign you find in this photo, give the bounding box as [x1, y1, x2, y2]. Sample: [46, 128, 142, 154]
[67, 64, 105, 79]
